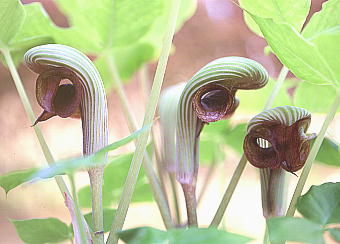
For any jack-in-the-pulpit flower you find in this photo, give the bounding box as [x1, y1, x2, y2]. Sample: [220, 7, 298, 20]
[175, 57, 269, 225]
[243, 105, 315, 217]
[177, 57, 268, 184]
[25, 44, 108, 241]
[244, 105, 314, 173]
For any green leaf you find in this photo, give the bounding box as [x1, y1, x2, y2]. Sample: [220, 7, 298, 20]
[294, 81, 340, 113]
[53, 0, 196, 84]
[315, 138, 340, 167]
[249, 14, 335, 85]
[78, 153, 153, 208]
[0, 168, 37, 194]
[297, 182, 340, 225]
[84, 208, 116, 233]
[31, 126, 149, 180]
[119, 227, 168, 244]
[11, 218, 71, 244]
[0, 2, 62, 66]
[0, 0, 25, 48]
[328, 228, 340, 243]
[95, 43, 155, 90]
[170, 228, 252, 244]
[302, 0, 340, 40]
[268, 217, 324, 244]
[118, 227, 252, 244]
[310, 28, 340, 85]
[240, 0, 310, 36]
[5, 3, 59, 66]
[55, 0, 163, 51]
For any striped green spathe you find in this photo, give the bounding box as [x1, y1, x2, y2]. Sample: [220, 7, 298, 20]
[176, 56, 269, 184]
[25, 44, 109, 157]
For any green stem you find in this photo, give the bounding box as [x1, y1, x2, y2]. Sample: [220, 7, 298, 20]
[140, 65, 151, 99]
[106, 0, 181, 242]
[140, 65, 169, 205]
[182, 183, 198, 227]
[286, 88, 340, 216]
[264, 67, 289, 109]
[88, 168, 105, 244]
[261, 168, 286, 218]
[210, 66, 289, 227]
[263, 221, 270, 244]
[104, 55, 172, 229]
[169, 173, 181, 225]
[210, 155, 247, 227]
[1, 48, 71, 197]
[68, 174, 89, 244]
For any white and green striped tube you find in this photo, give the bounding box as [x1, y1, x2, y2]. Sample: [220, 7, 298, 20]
[159, 82, 186, 172]
[25, 44, 108, 157]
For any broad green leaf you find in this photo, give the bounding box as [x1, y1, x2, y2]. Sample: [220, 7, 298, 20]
[78, 153, 153, 208]
[95, 43, 155, 90]
[119, 227, 168, 244]
[0, 2, 62, 66]
[240, 0, 310, 36]
[0, 168, 37, 194]
[31, 127, 148, 180]
[297, 182, 340, 225]
[54, 0, 196, 84]
[236, 78, 293, 112]
[268, 217, 324, 244]
[55, 0, 163, 51]
[11, 218, 71, 244]
[315, 138, 340, 167]
[0, 0, 25, 48]
[250, 14, 334, 85]
[170, 228, 251, 244]
[329, 228, 340, 243]
[9, 3, 56, 47]
[294, 81, 340, 113]
[310, 28, 340, 85]
[118, 227, 251, 244]
[5, 3, 59, 65]
[303, 0, 340, 40]
[84, 208, 116, 233]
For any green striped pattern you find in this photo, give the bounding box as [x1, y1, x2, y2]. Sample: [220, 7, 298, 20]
[159, 83, 186, 172]
[176, 57, 269, 184]
[25, 44, 108, 156]
[247, 105, 311, 132]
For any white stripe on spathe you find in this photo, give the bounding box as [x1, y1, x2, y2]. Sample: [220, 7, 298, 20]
[247, 105, 311, 132]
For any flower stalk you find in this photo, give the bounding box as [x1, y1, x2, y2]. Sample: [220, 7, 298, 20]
[244, 106, 314, 218]
[161, 57, 268, 226]
[210, 65, 289, 228]
[25, 44, 109, 244]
